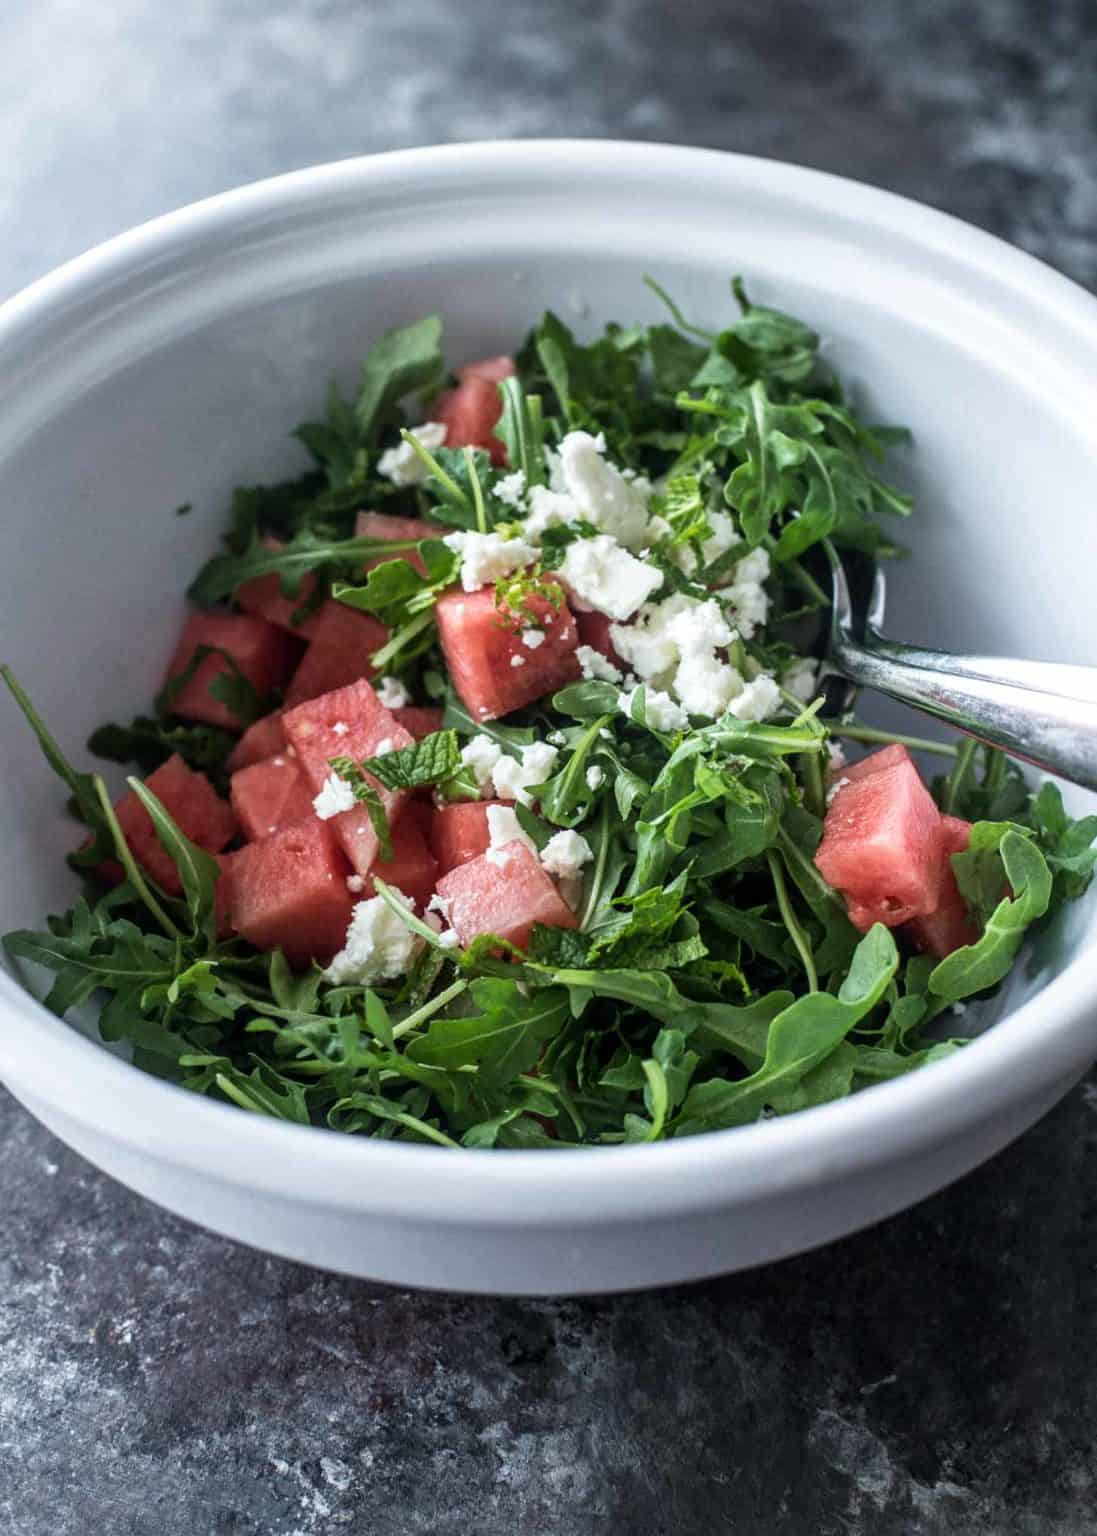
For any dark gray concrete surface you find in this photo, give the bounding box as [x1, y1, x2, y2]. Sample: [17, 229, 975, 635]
[2, 1, 1096, 1530]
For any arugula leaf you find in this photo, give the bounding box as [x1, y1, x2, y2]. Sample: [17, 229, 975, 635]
[88, 716, 235, 780]
[126, 777, 221, 943]
[354, 314, 445, 442]
[407, 979, 569, 1086]
[929, 830, 1053, 1001]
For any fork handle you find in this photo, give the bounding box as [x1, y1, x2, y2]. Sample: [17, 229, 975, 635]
[829, 634, 1097, 792]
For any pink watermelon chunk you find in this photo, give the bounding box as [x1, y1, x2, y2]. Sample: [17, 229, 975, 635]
[230, 754, 317, 842]
[355, 511, 440, 578]
[815, 747, 945, 931]
[226, 711, 286, 772]
[234, 538, 323, 638]
[575, 610, 624, 669]
[165, 612, 300, 730]
[841, 742, 913, 784]
[282, 678, 414, 877]
[393, 705, 445, 741]
[223, 818, 355, 969]
[430, 800, 496, 875]
[435, 842, 579, 951]
[433, 374, 508, 466]
[283, 600, 389, 708]
[366, 816, 439, 912]
[907, 815, 979, 958]
[96, 754, 237, 895]
[456, 355, 517, 385]
[435, 583, 581, 721]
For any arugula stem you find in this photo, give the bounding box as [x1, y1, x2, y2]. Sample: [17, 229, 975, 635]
[391, 978, 468, 1040]
[766, 848, 818, 993]
[944, 737, 977, 816]
[93, 777, 180, 939]
[401, 430, 470, 510]
[369, 609, 437, 672]
[372, 876, 461, 953]
[643, 275, 716, 341]
[830, 723, 958, 759]
[579, 801, 614, 931]
[801, 747, 826, 819]
[463, 446, 489, 534]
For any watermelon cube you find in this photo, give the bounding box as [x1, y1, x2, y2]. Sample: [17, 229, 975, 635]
[435, 842, 578, 951]
[165, 612, 299, 730]
[282, 678, 414, 877]
[430, 800, 496, 875]
[223, 818, 355, 969]
[283, 600, 389, 708]
[226, 711, 286, 772]
[355, 511, 441, 578]
[234, 538, 322, 638]
[366, 816, 439, 912]
[457, 356, 517, 385]
[230, 755, 317, 842]
[97, 754, 237, 895]
[907, 815, 979, 959]
[433, 374, 508, 466]
[575, 610, 624, 668]
[393, 705, 444, 741]
[815, 748, 945, 930]
[841, 743, 913, 784]
[435, 583, 581, 721]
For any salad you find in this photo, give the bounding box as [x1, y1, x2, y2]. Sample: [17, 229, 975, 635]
[5, 279, 1095, 1148]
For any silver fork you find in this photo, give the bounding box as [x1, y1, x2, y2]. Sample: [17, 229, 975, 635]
[821, 540, 1097, 793]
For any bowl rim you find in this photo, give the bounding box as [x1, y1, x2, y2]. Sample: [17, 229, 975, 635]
[2, 138, 1096, 1225]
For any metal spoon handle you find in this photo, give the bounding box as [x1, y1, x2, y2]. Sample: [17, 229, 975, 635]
[829, 635, 1097, 792]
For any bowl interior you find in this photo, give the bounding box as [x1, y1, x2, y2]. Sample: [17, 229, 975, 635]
[1, 146, 1095, 1067]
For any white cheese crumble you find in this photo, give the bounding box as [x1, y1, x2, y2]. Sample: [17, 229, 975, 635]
[376, 675, 410, 710]
[701, 509, 741, 566]
[331, 721, 350, 738]
[726, 674, 782, 722]
[459, 733, 503, 793]
[559, 534, 663, 622]
[539, 829, 594, 881]
[826, 774, 852, 807]
[376, 421, 448, 487]
[491, 741, 559, 806]
[312, 772, 357, 820]
[442, 530, 537, 593]
[346, 874, 365, 893]
[783, 657, 819, 703]
[427, 892, 451, 921]
[484, 803, 538, 865]
[586, 765, 604, 790]
[620, 686, 689, 733]
[576, 645, 623, 684]
[715, 546, 771, 639]
[510, 654, 526, 668]
[521, 627, 545, 650]
[437, 929, 460, 950]
[324, 888, 423, 985]
[374, 737, 394, 757]
[494, 469, 528, 510]
[556, 431, 654, 549]
[547, 729, 567, 747]
[827, 741, 847, 774]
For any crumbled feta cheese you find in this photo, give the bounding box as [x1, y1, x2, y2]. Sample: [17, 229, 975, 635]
[443, 530, 537, 593]
[716, 546, 771, 639]
[559, 534, 663, 622]
[331, 721, 350, 738]
[376, 421, 447, 486]
[510, 654, 526, 668]
[783, 657, 818, 703]
[346, 874, 365, 893]
[674, 653, 745, 719]
[427, 892, 451, 921]
[485, 803, 538, 865]
[620, 686, 689, 733]
[556, 431, 654, 549]
[324, 889, 423, 985]
[437, 929, 460, 950]
[491, 741, 559, 805]
[374, 737, 394, 757]
[540, 829, 594, 880]
[827, 741, 847, 774]
[523, 485, 581, 540]
[586, 765, 604, 790]
[701, 509, 741, 566]
[312, 772, 357, 820]
[272, 756, 286, 767]
[494, 469, 528, 510]
[576, 644, 623, 684]
[726, 674, 781, 722]
[459, 734, 503, 793]
[609, 593, 695, 685]
[826, 775, 852, 806]
[376, 675, 410, 710]
[665, 598, 735, 657]
[547, 729, 567, 747]
[521, 627, 545, 650]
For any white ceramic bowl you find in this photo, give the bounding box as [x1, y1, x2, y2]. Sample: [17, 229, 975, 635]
[2, 142, 1095, 1295]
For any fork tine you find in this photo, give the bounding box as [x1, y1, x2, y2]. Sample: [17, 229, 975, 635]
[820, 538, 854, 644]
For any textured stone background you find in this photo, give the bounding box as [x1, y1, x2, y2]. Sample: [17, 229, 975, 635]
[2, 1, 1097, 1531]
